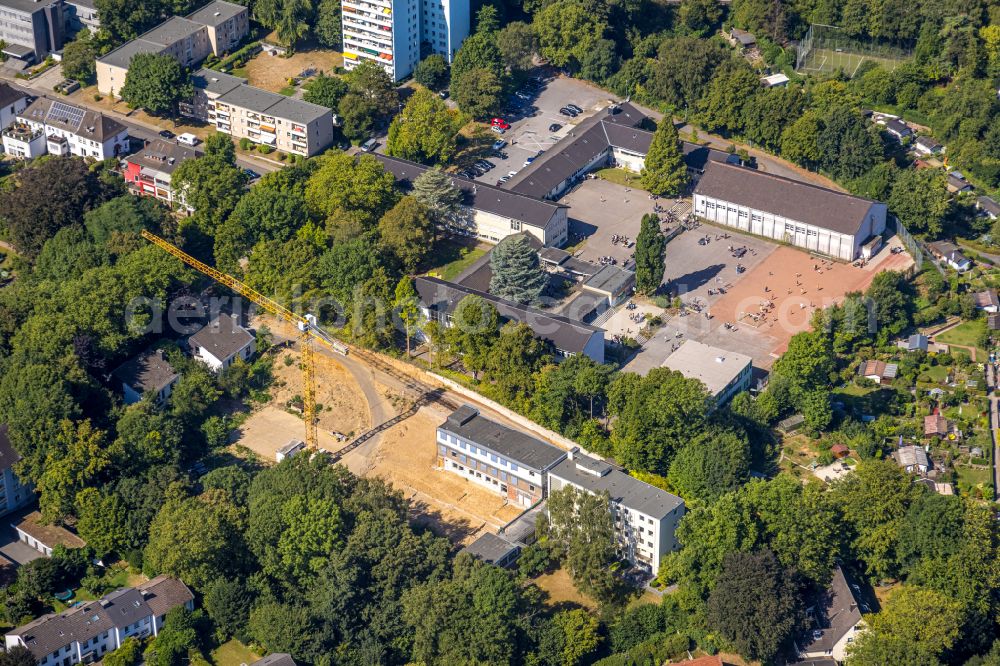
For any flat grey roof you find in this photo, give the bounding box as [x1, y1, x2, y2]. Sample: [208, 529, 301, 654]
[461, 532, 518, 564]
[64, 0, 95, 8]
[2, 43, 35, 58]
[98, 38, 163, 69]
[415, 276, 602, 355]
[583, 264, 634, 297]
[549, 451, 684, 519]
[186, 0, 245, 26]
[375, 154, 565, 229]
[662, 340, 751, 396]
[694, 161, 880, 237]
[192, 67, 246, 95]
[439, 405, 566, 472]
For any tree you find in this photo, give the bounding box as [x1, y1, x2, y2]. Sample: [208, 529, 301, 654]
[846, 586, 963, 665]
[378, 196, 435, 272]
[552, 609, 602, 666]
[706, 550, 804, 664]
[94, 0, 161, 43]
[817, 106, 884, 181]
[0, 647, 38, 666]
[0, 157, 107, 258]
[75, 487, 128, 556]
[667, 428, 750, 503]
[641, 120, 688, 196]
[303, 72, 349, 109]
[771, 330, 835, 398]
[489, 234, 547, 303]
[483, 322, 552, 403]
[171, 136, 247, 229]
[634, 213, 665, 294]
[414, 54, 450, 91]
[698, 58, 760, 134]
[610, 368, 710, 474]
[120, 53, 193, 116]
[204, 578, 251, 642]
[314, 0, 342, 48]
[254, 0, 313, 47]
[831, 459, 919, 580]
[544, 486, 621, 605]
[533, 0, 607, 72]
[305, 151, 399, 226]
[37, 419, 111, 521]
[496, 22, 537, 71]
[393, 277, 422, 355]
[452, 67, 505, 120]
[102, 639, 142, 666]
[781, 110, 824, 168]
[649, 37, 726, 111]
[143, 494, 246, 592]
[144, 607, 200, 666]
[338, 60, 398, 140]
[447, 295, 500, 378]
[386, 88, 460, 165]
[411, 168, 463, 225]
[451, 30, 505, 82]
[61, 33, 97, 83]
[679, 0, 722, 35]
[865, 270, 911, 341]
[888, 168, 950, 236]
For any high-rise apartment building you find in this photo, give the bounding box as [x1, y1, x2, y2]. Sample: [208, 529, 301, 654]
[342, 0, 468, 81]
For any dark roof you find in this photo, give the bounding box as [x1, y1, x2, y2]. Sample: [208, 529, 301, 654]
[112, 348, 179, 394]
[186, 0, 246, 26]
[141, 16, 204, 46]
[549, 451, 684, 519]
[214, 85, 330, 124]
[440, 405, 567, 471]
[978, 196, 1000, 216]
[791, 659, 839, 666]
[414, 276, 602, 355]
[2, 43, 35, 58]
[461, 532, 519, 564]
[0, 83, 27, 108]
[506, 103, 734, 199]
[947, 173, 973, 191]
[97, 38, 162, 69]
[801, 566, 862, 654]
[0, 424, 21, 472]
[253, 655, 297, 666]
[915, 135, 942, 150]
[582, 264, 635, 297]
[9, 577, 191, 660]
[694, 161, 879, 237]
[906, 333, 928, 350]
[374, 154, 565, 229]
[884, 118, 912, 136]
[974, 289, 999, 309]
[927, 241, 970, 266]
[989, 313, 1000, 330]
[19, 97, 126, 142]
[189, 315, 254, 362]
[128, 138, 199, 175]
[136, 575, 194, 617]
[730, 27, 756, 45]
[0, 0, 60, 15]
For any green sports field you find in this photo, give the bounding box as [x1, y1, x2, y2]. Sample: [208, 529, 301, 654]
[797, 47, 907, 77]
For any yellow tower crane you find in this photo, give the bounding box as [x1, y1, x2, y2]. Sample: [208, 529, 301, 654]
[141, 229, 348, 449]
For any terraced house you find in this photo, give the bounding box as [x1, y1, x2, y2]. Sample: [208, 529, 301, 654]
[5, 576, 194, 665]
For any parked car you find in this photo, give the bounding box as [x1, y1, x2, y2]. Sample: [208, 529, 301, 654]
[177, 133, 200, 146]
[158, 129, 175, 139]
[492, 140, 507, 152]
[438, 89, 449, 99]
[548, 123, 562, 132]
[243, 168, 260, 180]
[491, 126, 506, 135]
[566, 103, 584, 114]
[360, 138, 379, 152]
[558, 107, 576, 117]
[523, 156, 537, 167]
[491, 117, 511, 130]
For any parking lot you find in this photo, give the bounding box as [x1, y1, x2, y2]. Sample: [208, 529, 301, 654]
[470, 76, 617, 186]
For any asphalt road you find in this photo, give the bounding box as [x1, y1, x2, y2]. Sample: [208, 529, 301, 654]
[0, 76, 280, 176]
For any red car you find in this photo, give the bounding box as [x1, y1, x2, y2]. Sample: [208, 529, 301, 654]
[491, 117, 510, 130]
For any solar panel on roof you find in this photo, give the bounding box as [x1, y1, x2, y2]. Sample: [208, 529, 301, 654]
[47, 101, 85, 128]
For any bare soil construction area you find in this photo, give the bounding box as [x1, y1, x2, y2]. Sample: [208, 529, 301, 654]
[341, 405, 525, 544]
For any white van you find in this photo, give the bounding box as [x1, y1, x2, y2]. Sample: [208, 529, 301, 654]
[177, 133, 199, 146]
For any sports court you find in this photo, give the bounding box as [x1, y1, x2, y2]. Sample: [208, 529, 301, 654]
[795, 24, 912, 77]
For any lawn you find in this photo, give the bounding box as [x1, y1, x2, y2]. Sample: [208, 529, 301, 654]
[594, 167, 643, 189]
[52, 587, 97, 613]
[938, 320, 987, 358]
[211, 639, 262, 666]
[533, 568, 598, 611]
[425, 240, 487, 281]
[924, 365, 950, 383]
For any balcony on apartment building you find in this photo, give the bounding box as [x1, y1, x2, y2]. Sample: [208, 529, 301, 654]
[343, 19, 394, 42]
[2, 122, 42, 143]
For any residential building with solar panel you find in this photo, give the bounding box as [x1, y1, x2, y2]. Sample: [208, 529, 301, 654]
[2, 97, 128, 159]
